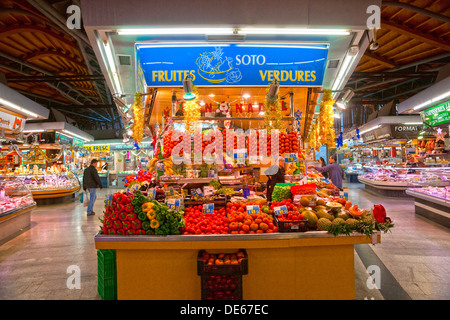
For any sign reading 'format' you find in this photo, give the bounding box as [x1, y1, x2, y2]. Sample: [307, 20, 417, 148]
[136, 43, 329, 87]
[421, 101, 450, 127]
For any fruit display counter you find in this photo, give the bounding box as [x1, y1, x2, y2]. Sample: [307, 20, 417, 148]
[405, 187, 450, 228]
[95, 175, 394, 300]
[0, 179, 36, 242]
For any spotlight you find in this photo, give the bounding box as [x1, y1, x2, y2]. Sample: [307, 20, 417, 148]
[335, 88, 354, 109]
[183, 76, 196, 101]
[369, 28, 379, 51]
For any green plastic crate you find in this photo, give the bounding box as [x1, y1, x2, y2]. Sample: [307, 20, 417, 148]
[97, 249, 117, 300]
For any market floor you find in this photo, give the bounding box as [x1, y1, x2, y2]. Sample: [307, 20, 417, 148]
[0, 184, 449, 300]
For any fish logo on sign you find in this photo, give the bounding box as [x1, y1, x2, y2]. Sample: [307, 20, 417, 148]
[196, 47, 242, 84]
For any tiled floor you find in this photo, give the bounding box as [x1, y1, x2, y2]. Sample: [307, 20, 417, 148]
[0, 183, 448, 300]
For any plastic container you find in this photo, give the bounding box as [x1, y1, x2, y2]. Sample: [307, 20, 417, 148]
[275, 215, 308, 232]
[97, 249, 117, 300]
[201, 274, 243, 300]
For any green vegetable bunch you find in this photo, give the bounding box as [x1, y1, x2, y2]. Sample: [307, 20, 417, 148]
[272, 186, 291, 202]
[151, 201, 186, 235]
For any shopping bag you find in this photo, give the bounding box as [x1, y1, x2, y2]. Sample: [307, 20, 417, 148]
[83, 190, 90, 207]
[79, 192, 83, 203]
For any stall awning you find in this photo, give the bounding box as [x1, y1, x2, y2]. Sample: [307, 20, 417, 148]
[0, 82, 49, 120]
[23, 122, 94, 142]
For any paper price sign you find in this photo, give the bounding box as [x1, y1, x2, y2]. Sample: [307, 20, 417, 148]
[274, 205, 288, 215]
[148, 188, 156, 200]
[167, 198, 180, 211]
[234, 149, 248, 160]
[284, 153, 298, 163]
[191, 188, 204, 197]
[203, 186, 215, 196]
[165, 187, 174, 196]
[202, 203, 214, 214]
[246, 205, 260, 215]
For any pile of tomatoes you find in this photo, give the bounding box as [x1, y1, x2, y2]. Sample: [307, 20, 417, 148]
[270, 199, 304, 221]
[226, 202, 278, 234]
[163, 130, 183, 158]
[181, 206, 229, 235]
[202, 274, 241, 300]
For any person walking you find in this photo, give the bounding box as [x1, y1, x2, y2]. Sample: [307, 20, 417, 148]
[83, 159, 103, 216]
[309, 155, 344, 190]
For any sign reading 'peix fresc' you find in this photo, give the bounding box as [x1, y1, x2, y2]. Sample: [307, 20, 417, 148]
[136, 43, 329, 87]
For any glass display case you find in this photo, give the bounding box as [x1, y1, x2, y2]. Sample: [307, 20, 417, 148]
[0, 178, 36, 216]
[358, 166, 450, 187]
[0, 171, 81, 200]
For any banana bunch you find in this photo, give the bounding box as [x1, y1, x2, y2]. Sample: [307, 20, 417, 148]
[163, 157, 173, 176]
[298, 161, 306, 174]
[148, 157, 159, 173]
[285, 163, 299, 175]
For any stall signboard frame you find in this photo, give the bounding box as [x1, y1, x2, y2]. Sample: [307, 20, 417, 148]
[421, 101, 450, 127]
[82, 145, 110, 152]
[136, 43, 329, 87]
[0, 109, 26, 132]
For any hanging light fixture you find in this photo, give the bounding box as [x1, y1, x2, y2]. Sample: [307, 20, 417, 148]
[183, 76, 196, 101]
[266, 80, 280, 103]
[335, 88, 355, 109]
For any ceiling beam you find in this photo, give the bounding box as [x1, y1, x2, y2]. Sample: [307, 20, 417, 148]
[363, 51, 396, 68]
[382, 1, 450, 24]
[381, 19, 450, 51]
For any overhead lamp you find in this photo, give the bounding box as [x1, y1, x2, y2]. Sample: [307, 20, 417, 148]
[200, 101, 205, 106]
[208, 93, 215, 97]
[335, 88, 355, 109]
[237, 28, 350, 35]
[23, 129, 44, 133]
[333, 113, 341, 118]
[266, 80, 280, 103]
[117, 28, 235, 35]
[0, 97, 39, 119]
[403, 122, 422, 125]
[183, 76, 196, 101]
[242, 94, 251, 99]
[332, 51, 357, 92]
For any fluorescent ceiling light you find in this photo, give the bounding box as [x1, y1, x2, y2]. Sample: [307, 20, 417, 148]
[0, 97, 39, 119]
[238, 28, 349, 35]
[243, 94, 250, 99]
[103, 41, 123, 95]
[403, 122, 422, 125]
[23, 129, 44, 133]
[118, 28, 235, 35]
[62, 129, 92, 142]
[332, 52, 356, 91]
[336, 101, 346, 109]
[360, 125, 381, 135]
[333, 114, 341, 118]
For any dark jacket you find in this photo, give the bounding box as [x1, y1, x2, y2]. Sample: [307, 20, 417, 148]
[265, 165, 285, 202]
[83, 165, 103, 189]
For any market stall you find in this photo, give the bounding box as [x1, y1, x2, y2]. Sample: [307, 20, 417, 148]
[406, 187, 450, 228]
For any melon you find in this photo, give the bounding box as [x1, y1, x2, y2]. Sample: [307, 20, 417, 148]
[332, 218, 345, 226]
[317, 218, 332, 231]
[336, 212, 349, 221]
[302, 211, 318, 228]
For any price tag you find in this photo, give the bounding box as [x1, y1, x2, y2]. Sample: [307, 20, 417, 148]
[167, 198, 180, 211]
[284, 153, 298, 163]
[148, 188, 156, 200]
[191, 188, 204, 197]
[203, 186, 215, 196]
[234, 148, 248, 160]
[202, 203, 214, 214]
[165, 187, 174, 196]
[246, 205, 260, 215]
[156, 162, 164, 171]
[274, 205, 288, 215]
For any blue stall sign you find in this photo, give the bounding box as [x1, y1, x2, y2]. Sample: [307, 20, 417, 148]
[136, 43, 328, 87]
[203, 203, 214, 214]
[274, 205, 288, 215]
[246, 205, 260, 215]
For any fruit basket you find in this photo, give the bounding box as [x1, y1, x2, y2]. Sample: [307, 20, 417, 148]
[197, 250, 248, 275]
[201, 274, 243, 300]
[274, 215, 309, 232]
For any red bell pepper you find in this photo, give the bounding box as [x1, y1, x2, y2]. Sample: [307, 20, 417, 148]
[135, 230, 146, 235]
[131, 219, 141, 230]
[127, 212, 137, 221]
[116, 229, 125, 235]
[113, 220, 123, 229]
[125, 229, 135, 235]
[119, 211, 128, 221]
[104, 219, 113, 229]
[122, 220, 132, 231]
[107, 228, 117, 235]
[125, 204, 133, 213]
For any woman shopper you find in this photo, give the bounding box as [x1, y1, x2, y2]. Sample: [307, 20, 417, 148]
[319, 157, 328, 179]
[82, 159, 103, 216]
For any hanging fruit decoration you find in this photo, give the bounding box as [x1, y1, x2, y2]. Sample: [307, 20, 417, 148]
[132, 92, 144, 144]
[183, 85, 201, 134]
[263, 85, 285, 134]
[307, 89, 336, 151]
